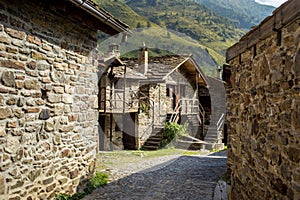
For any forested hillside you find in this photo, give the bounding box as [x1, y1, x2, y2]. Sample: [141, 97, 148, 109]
[95, 0, 274, 75]
[193, 0, 275, 29]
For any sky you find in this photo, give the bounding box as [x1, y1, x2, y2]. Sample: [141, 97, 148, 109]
[255, 0, 288, 7]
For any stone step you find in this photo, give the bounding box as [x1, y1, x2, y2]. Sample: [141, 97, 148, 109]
[142, 127, 164, 150]
[144, 139, 161, 145]
[142, 144, 160, 150]
[146, 136, 162, 141]
[205, 136, 218, 140]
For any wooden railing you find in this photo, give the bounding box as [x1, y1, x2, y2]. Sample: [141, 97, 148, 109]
[99, 87, 139, 113]
[169, 99, 205, 124]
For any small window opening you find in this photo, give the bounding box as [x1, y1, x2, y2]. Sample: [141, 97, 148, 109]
[239, 54, 242, 65]
[276, 29, 282, 46]
[253, 45, 257, 58]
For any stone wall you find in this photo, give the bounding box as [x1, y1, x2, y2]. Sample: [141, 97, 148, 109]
[0, 0, 99, 199]
[225, 0, 300, 199]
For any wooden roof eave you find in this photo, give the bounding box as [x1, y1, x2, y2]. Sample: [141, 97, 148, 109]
[66, 0, 131, 36]
[161, 55, 208, 87]
[181, 57, 208, 87]
[162, 56, 191, 81]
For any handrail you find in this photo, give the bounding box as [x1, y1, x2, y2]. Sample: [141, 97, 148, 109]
[217, 113, 225, 131]
[169, 98, 205, 125]
[168, 98, 206, 137]
[169, 100, 182, 123]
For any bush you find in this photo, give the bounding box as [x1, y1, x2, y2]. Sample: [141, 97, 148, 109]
[55, 193, 70, 200]
[55, 193, 85, 200]
[55, 172, 109, 200]
[162, 122, 185, 147]
[84, 173, 109, 194]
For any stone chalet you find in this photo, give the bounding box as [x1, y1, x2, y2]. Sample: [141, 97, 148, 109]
[98, 45, 226, 150]
[0, 0, 130, 199]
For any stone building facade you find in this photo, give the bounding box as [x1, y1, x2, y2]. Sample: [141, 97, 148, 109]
[99, 48, 210, 150]
[224, 0, 300, 199]
[0, 0, 129, 199]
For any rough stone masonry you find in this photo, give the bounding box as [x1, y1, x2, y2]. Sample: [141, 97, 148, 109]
[0, 0, 102, 199]
[224, 0, 300, 199]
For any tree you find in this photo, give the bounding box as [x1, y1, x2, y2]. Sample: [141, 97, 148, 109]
[136, 22, 142, 29]
[147, 0, 157, 6]
[167, 31, 171, 38]
[147, 21, 151, 28]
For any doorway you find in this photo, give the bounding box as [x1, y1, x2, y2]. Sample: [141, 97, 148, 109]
[122, 112, 138, 150]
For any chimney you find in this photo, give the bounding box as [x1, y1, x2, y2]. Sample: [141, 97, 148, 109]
[138, 44, 148, 74]
[108, 43, 120, 57]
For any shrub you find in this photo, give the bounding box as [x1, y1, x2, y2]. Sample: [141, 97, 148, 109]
[162, 122, 185, 147]
[55, 193, 70, 200]
[84, 172, 109, 194]
[55, 172, 109, 200]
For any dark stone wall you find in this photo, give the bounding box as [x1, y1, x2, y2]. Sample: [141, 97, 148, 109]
[0, 0, 99, 199]
[225, 1, 300, 199]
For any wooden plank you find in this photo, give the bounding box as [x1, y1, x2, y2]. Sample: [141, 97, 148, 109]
[259, 15, 275, 40]
[281, 0, 300, 26]
[226, 39, 247, 62]
[226, 0, 300, 62]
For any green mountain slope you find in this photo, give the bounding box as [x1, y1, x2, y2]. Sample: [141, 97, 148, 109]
[94, 0, 227, 75]
[125, 0, 245, 57]
[193, 0, 275, 29]
[94, 0, 155, 28]
[94, 0, 273, 76]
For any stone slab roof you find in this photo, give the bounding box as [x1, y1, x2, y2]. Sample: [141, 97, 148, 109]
[113, 66, 147, 79]
[125, 55, 187, 80]
[124, 55, 208, 86]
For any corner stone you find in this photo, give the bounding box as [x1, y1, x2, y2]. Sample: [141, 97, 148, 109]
[0, 174, 5, 194]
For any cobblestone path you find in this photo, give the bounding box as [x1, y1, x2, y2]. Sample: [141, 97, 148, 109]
[84, 151, 227, 200]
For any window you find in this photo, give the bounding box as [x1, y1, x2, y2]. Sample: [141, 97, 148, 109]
[180, 85, 186, 97]
[166, 85, 176, 97]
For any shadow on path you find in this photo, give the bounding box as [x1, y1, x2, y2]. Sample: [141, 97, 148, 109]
[85, 151, 227, 200]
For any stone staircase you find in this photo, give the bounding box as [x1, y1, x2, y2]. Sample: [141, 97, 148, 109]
[186, 114, 205, 139]
[142, 126, 163, 150]
[204, 77, 226, 150]
[205, 126, 218, 143]
[186, 114, 201, 127]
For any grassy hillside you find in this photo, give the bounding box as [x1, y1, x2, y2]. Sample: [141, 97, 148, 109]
[94, 0, 156, 29]
[193, 0, 275, 29]
[94, 0, 231, 75]
[99, 28, 222, 75]
[95, 0, 275, 76]
[125, 0, 245, 58]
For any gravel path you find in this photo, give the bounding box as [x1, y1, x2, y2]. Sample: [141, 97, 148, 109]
[84, 151, 227, 200]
